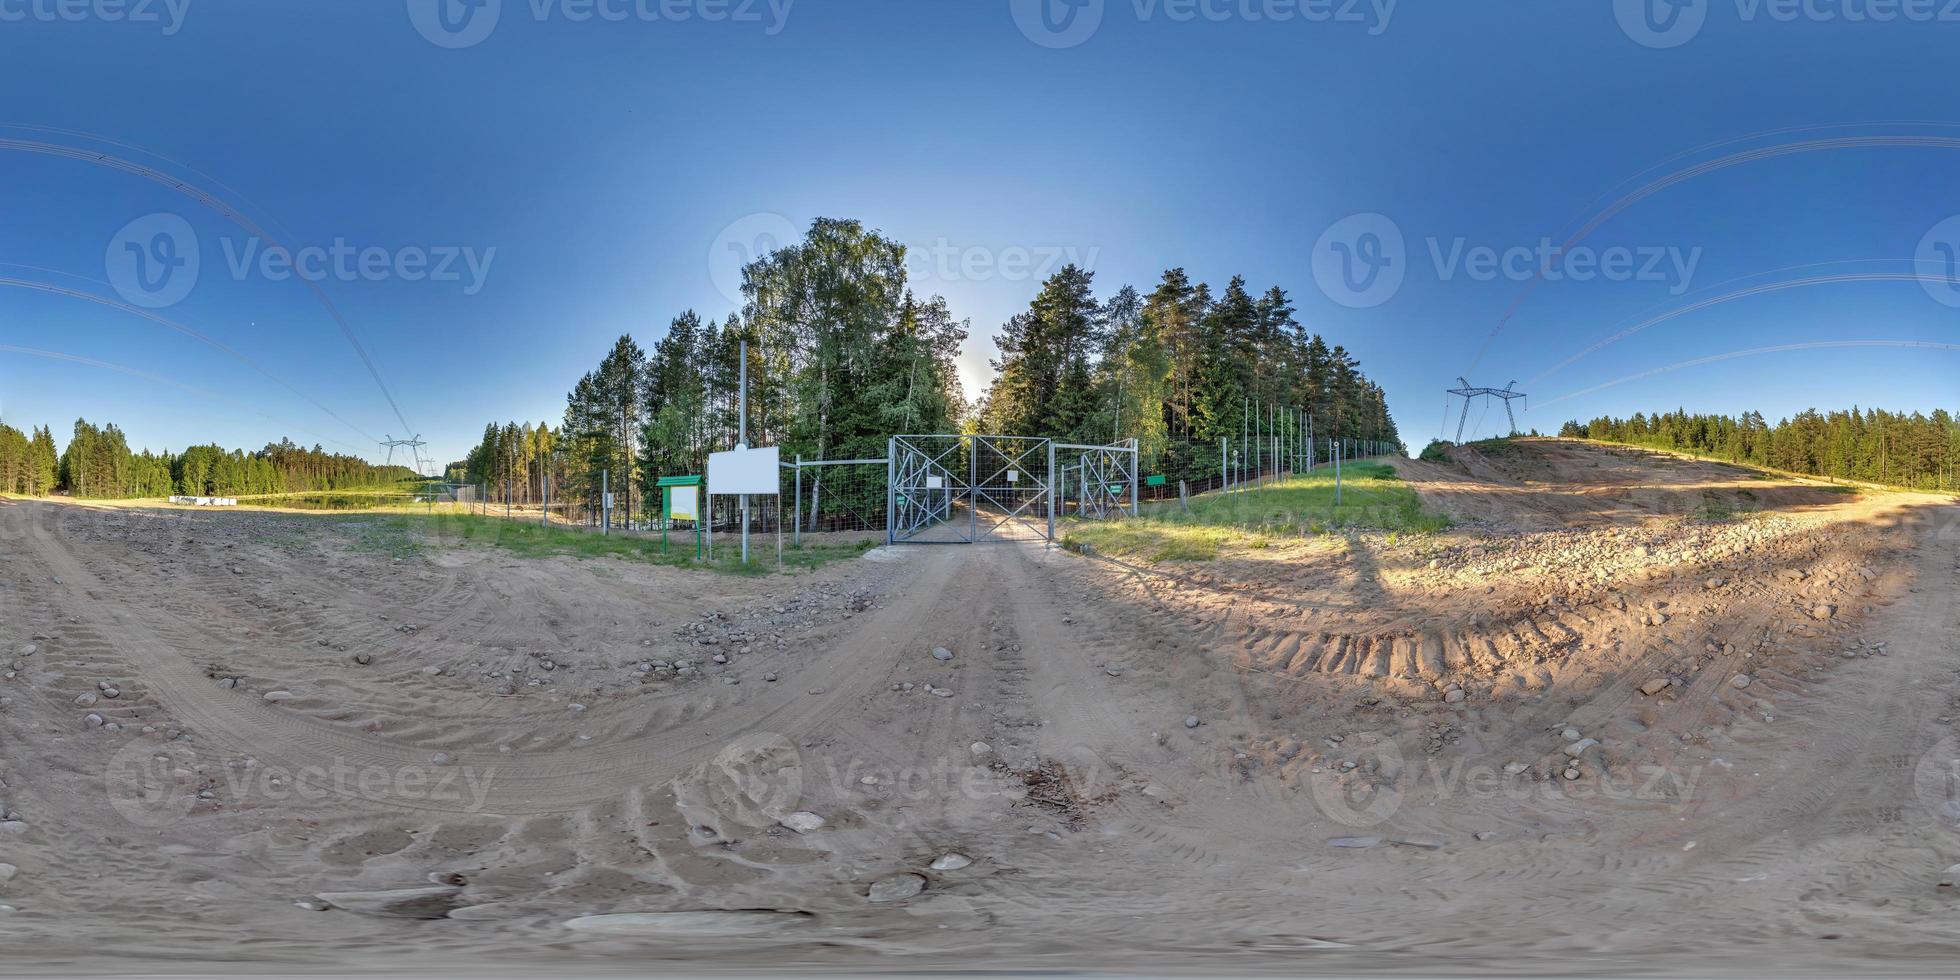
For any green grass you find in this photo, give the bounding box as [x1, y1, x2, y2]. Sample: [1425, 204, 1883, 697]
[336, 512, 873, 575]
[1062, 462, 1450, 562]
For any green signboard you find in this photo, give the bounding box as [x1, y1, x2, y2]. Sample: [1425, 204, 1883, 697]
[1145, 474, 1167, 487]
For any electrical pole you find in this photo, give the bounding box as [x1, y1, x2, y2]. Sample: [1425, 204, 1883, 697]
[739, 339, 750, 564]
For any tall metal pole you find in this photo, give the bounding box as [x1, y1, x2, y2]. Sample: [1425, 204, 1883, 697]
[1047, 440, 1057, 543]
[793, 454, 803, 549]
[739, 339, 749, 564]
[1129, 438, 1140, 516]
[885, 438, 896, 546]
[602, 470, 610, 536]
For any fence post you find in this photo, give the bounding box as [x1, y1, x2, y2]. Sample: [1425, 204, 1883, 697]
[1178, 479, 1188, 512]
[1130, 438, 1140, 517]
[602, 470, 610, 536]
[794, 454, 803, 549]
[1046, 440, 1057, 544]
[886, 438, 896, 546]
[1335, 440, 1343, 508]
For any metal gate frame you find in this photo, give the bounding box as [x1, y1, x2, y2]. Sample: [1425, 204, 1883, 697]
[888, 435, 1054, 544]
[889, 435, 971, 543]
[887, 435, 1139, 545]
[1049, 439, 1140, 537]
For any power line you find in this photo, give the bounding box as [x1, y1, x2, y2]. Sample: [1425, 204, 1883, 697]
[0, 344, 367, 454]
[0, 273, 380, 445]
[0, 136, 419, 446]
[1468, 133, 1960, 375]
[1537, 341, 1960, 410]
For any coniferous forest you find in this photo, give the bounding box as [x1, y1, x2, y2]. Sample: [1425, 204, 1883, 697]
[451, 218, 1403, 525]
[1560, 408, 1960, 491]
[0, 418, 416, 498]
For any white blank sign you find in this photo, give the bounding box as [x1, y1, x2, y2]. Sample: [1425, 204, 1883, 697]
[669, 486, 698, 521]
[709, 445, 782, 495]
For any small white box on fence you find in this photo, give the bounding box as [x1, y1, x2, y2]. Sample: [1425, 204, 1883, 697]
[926, 475, 944, 490]
[1007, 470, 1020, 483]
[709, 444, 782, 495]
[669, 486, 698, 521]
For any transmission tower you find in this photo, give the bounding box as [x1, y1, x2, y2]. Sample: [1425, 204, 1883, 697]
[1445, 378, 1527, 442]
[381, 434, 429, 476]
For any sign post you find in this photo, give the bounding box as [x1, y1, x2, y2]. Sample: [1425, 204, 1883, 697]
[657, 475, 703, 558]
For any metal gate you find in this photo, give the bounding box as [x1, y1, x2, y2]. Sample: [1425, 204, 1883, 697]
[887, 435, 1137, 544]
[1055, 442, 1140, 521]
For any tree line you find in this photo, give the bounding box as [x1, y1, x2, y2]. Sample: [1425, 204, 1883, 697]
[1560, 407, 1960, 491]
[0, 423, 59, 496]
[454, 217, 1402, 521]
[0, 418, 418, 498]
[978, 265, 1400, 479]
[456, 217, 968, 525]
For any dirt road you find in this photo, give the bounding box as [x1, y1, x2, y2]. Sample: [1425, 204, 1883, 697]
[1, 440, 1957, 973]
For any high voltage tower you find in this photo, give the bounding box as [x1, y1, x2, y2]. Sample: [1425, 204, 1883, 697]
[380, 435, 429, 477]
[1446, 378, 1527, 443]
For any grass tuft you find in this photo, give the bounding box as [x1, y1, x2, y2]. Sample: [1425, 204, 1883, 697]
[339, 512, 871, 575]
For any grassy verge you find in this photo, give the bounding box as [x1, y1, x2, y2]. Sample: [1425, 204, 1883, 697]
[1062, 461, 1449, 561]
[340, 511, 874, 575]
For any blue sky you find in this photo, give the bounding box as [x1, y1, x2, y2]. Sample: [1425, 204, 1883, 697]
[0, 0, 1955, 465]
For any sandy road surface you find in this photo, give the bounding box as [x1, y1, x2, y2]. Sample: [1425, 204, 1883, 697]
[1, 441, 1958, 974]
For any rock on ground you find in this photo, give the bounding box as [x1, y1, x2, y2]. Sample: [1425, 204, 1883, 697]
[867, 872, 927, 902]
[315, 886, 464, 919]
